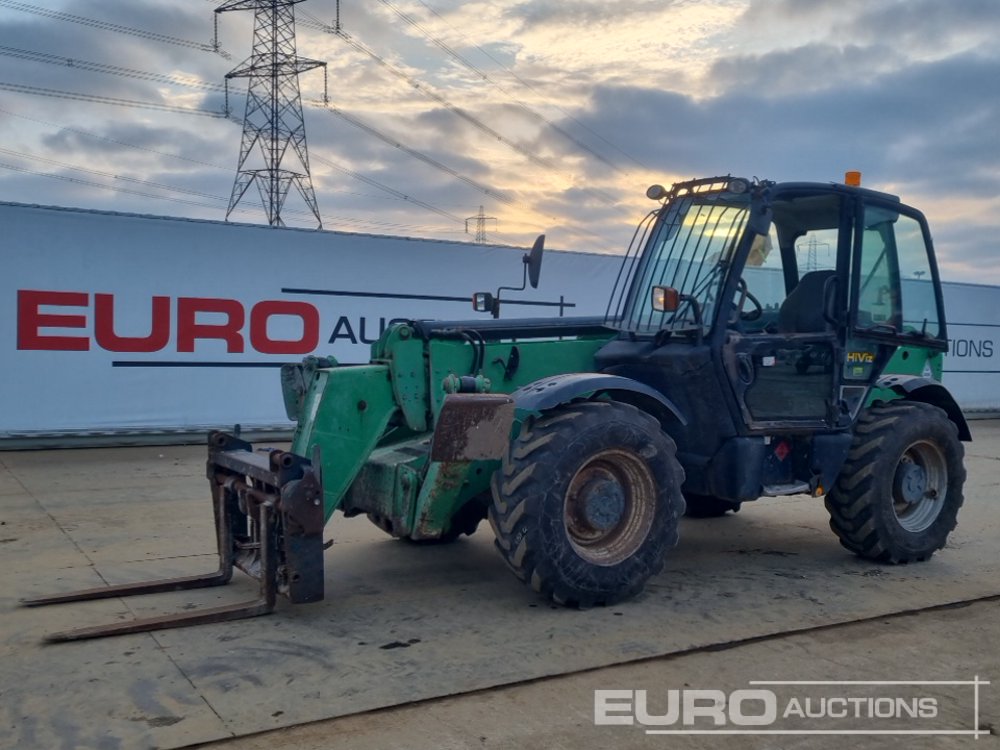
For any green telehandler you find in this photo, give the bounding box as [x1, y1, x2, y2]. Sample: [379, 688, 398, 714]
[26, 174, 970, 641]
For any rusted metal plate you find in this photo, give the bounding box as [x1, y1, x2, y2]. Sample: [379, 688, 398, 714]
[430, 394, 515, 462]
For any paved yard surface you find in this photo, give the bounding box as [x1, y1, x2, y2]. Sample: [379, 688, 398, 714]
[1, 423, 998, 749]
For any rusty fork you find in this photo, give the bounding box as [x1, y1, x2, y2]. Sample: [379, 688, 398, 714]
[21, 432, 324, 643]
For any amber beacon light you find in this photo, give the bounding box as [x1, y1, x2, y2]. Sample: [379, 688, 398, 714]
[844, 170, 862, 186]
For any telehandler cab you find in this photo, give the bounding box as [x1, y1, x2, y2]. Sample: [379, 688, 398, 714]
[26, 174, 969, 641]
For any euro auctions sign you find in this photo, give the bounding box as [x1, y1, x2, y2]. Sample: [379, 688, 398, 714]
[594, 678, 990, 737]
[17, 291, 326, 355]
[1, 202, 615, 439]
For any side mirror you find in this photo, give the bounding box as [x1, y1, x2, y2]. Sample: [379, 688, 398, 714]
[652, 286, 680, 313]
[526, 234, 544, 289]
[474, 234, 547, 318]
[472, 291, 496, 314]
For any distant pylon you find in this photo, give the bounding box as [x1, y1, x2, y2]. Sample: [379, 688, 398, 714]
[216, 0, 326, 228]
[799, 236, 830, 272]
[465, 205, 497, 243]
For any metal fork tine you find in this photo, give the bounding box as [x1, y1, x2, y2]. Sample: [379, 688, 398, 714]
[21, 569, 232, 607]
[31, 483, 278, 643]
[23, 435, 323, 642]
[43, 596, 275, 643]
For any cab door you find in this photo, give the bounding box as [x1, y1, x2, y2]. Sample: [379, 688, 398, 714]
[844, 197, 948, 401]
[721, 189, 852, 431]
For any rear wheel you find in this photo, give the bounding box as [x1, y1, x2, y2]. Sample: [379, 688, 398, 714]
[489, 401, 685, 607]
[684, 493, 741, 518]
[825, 400, 965, 563]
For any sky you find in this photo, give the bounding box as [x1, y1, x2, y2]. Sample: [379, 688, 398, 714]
[0, 0, 998, 282]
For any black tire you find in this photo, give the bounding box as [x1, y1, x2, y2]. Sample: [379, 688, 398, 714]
[684, 493, 741, 518]
[489, 400, 685, 607]
[825, 400, 965, 563]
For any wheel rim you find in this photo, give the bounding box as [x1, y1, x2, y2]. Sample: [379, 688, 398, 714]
[564, 448, 656, 566]
[891, 439, 947, 533]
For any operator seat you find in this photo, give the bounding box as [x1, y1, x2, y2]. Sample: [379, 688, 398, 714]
[777, 270, 836, 333]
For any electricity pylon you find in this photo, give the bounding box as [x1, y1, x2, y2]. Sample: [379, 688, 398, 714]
[216, 0, 326, 228]
[465, 205, 497, 243]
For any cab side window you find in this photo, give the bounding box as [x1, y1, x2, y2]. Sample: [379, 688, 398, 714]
[855, 213, 901, 330]
[739, 192, 844, 332]
[792, 226, 837, 275]
[895, 214, 941, 338]
[854, 204, 941, 339]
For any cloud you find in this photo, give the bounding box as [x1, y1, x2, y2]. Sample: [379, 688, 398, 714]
[40, 121, 228, 167]
[504, 0, 669, 32]
[709, 43, 903, 96]
[1, 0, 999, 274]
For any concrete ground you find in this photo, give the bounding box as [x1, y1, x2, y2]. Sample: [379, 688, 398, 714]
[206, 599, 999, 750]
[1, 422, 998, 750]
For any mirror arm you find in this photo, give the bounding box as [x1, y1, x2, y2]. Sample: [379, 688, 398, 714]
[493, 262, 530, 318]
[476, 235, 544, 318]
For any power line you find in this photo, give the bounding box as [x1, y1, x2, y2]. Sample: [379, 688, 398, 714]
[330, 27, 558, 172]
[296, 17, 621, 207]
[311, 104, 619, 250]
[409, 0, 648, 172]
[0, 107, 618, 248]
[0, 38, 497, 217]
[314, 97, 620, 248]
[0, 3, 624, 245]
[374, 1, 491, 82]
[0, 161, 235, 211]
[0, 45, 226, 91]
[296, 5, 638, 249]
[0, 83, 622, 249]
[0, 106, 229, 170]
[0, 160, 461, 234]
[0, 106, 464, 223]
[314, 100, 516, 206]
[375, 0, 640, 176]
[0, 46, 540, 231]
[0, 145, 224, 202]
[309, 151, 464, 224]
[294, 7, 631, 250]
[0, 0, 232, 59]
[0, 81, 224, 117]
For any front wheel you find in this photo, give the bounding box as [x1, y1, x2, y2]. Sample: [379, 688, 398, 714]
[825, 400, 965, 563]
[489, 401, 685, 607]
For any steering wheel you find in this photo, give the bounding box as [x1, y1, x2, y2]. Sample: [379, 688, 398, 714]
[734, 278, 763, 322]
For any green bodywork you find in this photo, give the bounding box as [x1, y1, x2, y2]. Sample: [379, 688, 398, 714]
[282, 323, 947, 541]
[285, 323, 614, 539]
[867, 346, 944, 405]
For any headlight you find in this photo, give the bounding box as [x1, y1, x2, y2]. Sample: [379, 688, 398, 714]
[727, 178, 750, 194]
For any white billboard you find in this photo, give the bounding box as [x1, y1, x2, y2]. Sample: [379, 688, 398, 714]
[938, 282, 1000, 411]
[1, 202, 617, 440]
[2, 201, 997, 442]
